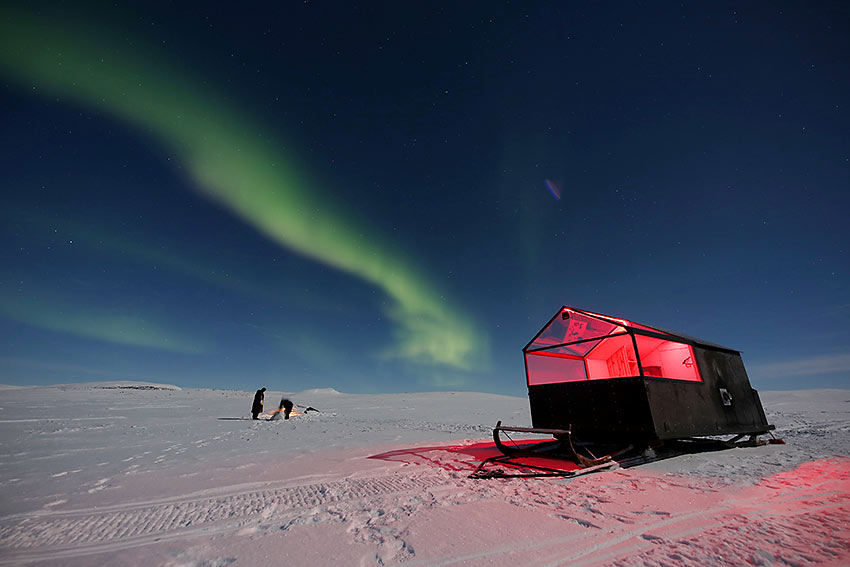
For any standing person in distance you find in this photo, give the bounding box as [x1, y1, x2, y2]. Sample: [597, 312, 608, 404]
[251, 387, 266, 420]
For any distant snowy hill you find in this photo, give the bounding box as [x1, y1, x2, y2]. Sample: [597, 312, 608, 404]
[50, 380, 183, 391]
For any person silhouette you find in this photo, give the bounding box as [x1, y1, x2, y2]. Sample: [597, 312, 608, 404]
[268, 398, 294, 421]
[281, 398, 294, 420]
[251, 387, 266, 420]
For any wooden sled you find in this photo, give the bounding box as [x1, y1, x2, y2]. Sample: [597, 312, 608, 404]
[470, 421, 783, 479]
[470, 421, 629, 479]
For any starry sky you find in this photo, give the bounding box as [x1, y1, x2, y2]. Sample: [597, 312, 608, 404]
[1, 2, 848, 395]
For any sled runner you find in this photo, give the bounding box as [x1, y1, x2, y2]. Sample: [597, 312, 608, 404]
[471, 421, 784, 478]
[470, 421, 625, 478]
[491, 421, 619, 467]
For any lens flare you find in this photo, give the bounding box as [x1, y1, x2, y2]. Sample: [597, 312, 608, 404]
[544, 179, 561, 200]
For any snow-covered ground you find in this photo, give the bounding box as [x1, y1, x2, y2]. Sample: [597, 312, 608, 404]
[0, 382, 848, 566]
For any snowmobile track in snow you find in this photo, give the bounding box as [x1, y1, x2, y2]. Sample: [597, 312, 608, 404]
[0, 471, 446, 564]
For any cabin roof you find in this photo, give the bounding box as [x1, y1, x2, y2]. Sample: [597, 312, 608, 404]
[524, 306, 739, 354]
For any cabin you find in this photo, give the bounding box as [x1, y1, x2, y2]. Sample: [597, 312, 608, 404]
[524, 306, 773, 443]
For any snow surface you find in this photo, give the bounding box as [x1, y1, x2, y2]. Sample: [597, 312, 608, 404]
[0, 383, 848, 566]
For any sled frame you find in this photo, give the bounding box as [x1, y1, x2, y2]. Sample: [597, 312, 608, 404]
[470, 422, 784, 479]
[492, 421, 620, 467]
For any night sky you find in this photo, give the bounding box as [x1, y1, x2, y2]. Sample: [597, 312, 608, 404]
[1, 2, 848, 395]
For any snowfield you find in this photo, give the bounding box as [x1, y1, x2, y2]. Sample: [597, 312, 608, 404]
[0, 383, 848, 566]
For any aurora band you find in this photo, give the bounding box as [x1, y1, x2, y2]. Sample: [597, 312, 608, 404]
[0, 9, 484, 372]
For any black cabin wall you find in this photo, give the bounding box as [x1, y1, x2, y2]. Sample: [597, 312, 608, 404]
[526, 347, 771, 442]
[528, 377, 655, 442]
[645, 347, 770, 439]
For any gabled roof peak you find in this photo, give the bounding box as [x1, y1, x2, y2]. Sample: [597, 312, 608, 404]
[524, 306, 739, 353]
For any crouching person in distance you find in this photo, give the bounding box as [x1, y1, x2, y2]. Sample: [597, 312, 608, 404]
[268, 398, 294, 421]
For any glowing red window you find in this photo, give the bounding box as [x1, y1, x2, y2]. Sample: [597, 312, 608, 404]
[528, 310, 622, 351]
[526, 351, 587, 385]
[635, 336, 702, 382]
[585, 333, 639, 379]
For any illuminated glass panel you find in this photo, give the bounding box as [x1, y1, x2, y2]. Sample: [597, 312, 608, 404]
[635, 335, 702, 382]
[530, 338, 601, 357]
[585, 333, 639, 379]
[579, 309, 673, 335]
[526, 351, 587, 385]
[528, 309, 622, 350]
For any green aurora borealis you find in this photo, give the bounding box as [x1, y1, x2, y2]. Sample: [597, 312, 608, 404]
[0, 9, 484, 374]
